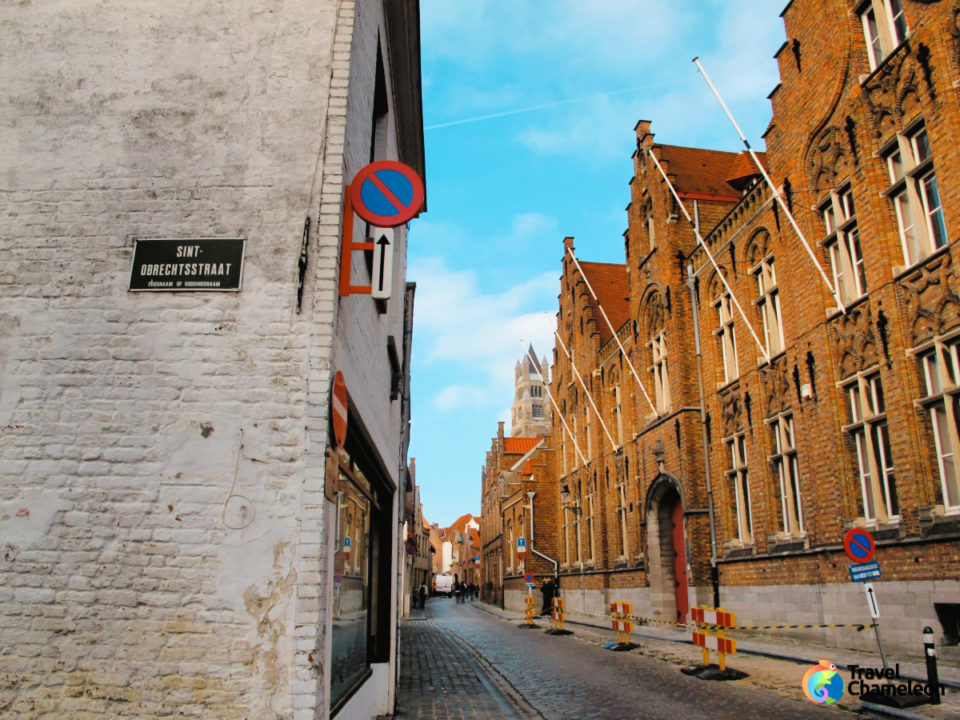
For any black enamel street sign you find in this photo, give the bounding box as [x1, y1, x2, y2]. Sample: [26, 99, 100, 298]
[129, 238, 245, 291]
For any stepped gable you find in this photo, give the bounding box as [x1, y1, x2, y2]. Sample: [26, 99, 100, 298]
[578, 261, 629, 344]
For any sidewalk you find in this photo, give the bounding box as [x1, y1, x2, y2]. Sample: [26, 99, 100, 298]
[474, 601, 960, 720]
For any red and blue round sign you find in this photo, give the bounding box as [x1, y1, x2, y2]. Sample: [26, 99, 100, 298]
[843, 528, 876, 563]
[350, 160, 424, 228]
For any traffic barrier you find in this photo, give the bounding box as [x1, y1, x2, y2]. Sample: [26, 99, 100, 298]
[545, 595, 572, 635]
[691, 605, 736, 671]
[522, 595, 537, 628]
[604, 601, 638, 651]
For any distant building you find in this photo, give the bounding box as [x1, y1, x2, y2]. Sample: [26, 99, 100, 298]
[511, 346, 553, 437]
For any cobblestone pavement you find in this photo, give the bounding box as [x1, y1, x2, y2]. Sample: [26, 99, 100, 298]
[397, 597, 861, 720]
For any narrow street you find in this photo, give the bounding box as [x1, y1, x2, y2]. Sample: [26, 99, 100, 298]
[397, 598, 856, 719]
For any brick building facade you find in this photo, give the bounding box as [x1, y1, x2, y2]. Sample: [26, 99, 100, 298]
[491, 0, 960, 657]
[0, 1, 424, 717]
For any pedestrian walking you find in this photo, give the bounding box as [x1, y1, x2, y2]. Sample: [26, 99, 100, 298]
[540, 578, 555, 615]
[418, 583, 427, 609]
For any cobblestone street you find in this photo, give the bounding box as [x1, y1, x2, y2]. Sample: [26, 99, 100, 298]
[396, 598, 857, 719]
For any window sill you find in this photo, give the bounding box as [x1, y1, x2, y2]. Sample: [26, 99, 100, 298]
[766, 532, 808, 553]
[893, 243, 951, 280]
[920, 505, 960, 537]
[722, 541, 756, 560]
[859, 38, 911, 88]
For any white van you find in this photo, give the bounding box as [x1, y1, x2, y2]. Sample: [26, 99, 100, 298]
[433, 573, 454, 597]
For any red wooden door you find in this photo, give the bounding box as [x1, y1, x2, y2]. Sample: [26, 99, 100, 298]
[671, 498, 689, 623]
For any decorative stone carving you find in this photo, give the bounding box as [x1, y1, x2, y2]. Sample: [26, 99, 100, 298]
[806, 125, 852, 194]
[830, 303, 880, 378]
[862, 43, 930, 139]
[901, 252, 960, 345]
[760, 355, 791, 416]
[720, 387, 742, 437]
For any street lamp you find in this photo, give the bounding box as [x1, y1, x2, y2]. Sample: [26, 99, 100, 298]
[560, 484, 581, 514]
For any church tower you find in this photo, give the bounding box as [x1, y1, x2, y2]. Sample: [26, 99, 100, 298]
[511, 345, 552, 437]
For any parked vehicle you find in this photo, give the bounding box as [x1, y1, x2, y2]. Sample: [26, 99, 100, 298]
[433, 573, 454, 597]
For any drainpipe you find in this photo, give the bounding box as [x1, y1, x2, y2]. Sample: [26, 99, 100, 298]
[687, 263, 720, 608]
[526, 491, 559, 580]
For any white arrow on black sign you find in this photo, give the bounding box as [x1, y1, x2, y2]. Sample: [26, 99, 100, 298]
[371, 228, 394, 300]
[863, 582, 880, 619]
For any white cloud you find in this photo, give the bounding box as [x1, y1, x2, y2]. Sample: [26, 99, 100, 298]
[411, 254, 557, 413]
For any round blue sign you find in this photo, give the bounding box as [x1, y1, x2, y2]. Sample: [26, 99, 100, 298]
[843, 528, 875, 562]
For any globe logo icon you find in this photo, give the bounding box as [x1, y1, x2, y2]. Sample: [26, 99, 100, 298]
[802, 660, 844, 704]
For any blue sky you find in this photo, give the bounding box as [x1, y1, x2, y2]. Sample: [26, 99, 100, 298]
[407, 0, 786, 527]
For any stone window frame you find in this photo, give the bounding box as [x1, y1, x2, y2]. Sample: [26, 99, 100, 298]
[820, 184, 867, 305]
[767, 412, 805, 538]
[882, 121, 948, 270]
[586, 483, 597, 563]
[857, 0, 908, 72]
[913, 333, 960, 514]
[649, 330, 670, 414]
[725, 431, 753, 545]
[615, 480, 629, 560]
[609, 366, 624, 447]
[751, 253, 785, 359]
[713, 288, 739, 385]
[841, 368, 899, 525]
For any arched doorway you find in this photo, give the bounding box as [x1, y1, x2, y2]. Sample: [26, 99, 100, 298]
[645, 476, 688, 624]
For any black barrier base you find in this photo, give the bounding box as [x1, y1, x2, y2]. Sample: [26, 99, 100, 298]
[517, 623, 540, 629]
[680, 664, 748, 681]
[860, 688, 930, 709]
[544, 629, 573, 635]
[603, 641, 638, 651]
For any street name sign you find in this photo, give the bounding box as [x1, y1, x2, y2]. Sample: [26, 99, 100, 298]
[129, 238, 245, 291]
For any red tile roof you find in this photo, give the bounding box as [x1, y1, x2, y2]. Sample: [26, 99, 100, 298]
[725, 151, 768, 191]
[579, 261, 629, 344]
[657, 145, 742, 202]
[503, 437, 541, 454]
[449, 513, 476, 535]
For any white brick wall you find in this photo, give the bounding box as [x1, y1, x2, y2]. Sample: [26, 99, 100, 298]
[0, 0, 410, 716]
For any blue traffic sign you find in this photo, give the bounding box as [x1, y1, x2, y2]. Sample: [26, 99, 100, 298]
[843, 528, 876, 562]
[849, 560, 881, 582]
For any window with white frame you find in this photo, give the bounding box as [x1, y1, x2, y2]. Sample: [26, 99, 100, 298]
[574, 493, 583, 563]
[650, 331, 670, 413]
[616, 481, 629, 557]
[844, 371, 899, 523]
[821, 186, 867, 304]
[645, 201, 656, 252]
[884, 123, 947, 267]
[715, 291, 739, 383]
[726, 433, 753, 544]
[859, 0, 908, 71]
[584, 408, 592, 458]
[753, 256, 784, 357]
[769, 414, 804, 536]
[918, 336, 960, 512]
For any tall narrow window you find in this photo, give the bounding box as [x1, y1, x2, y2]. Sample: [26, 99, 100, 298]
[859, 0, 908, 71]
[844, 371, 898, 523]
[715, 291, 739, 383]
[586, 493, 596, 562]
[769, 414, 804, 536]
[919, 336, 960, 512]
[754, 256, 784, 357]
[616, 481, 629, 557]
[885, 123, 947, 266]
[650, 331, 670, 413]
[821, 186, 867, 304]
[726, 434, 752, 544]
[612, 381, 623, 446]
[644, 200, 656, 252]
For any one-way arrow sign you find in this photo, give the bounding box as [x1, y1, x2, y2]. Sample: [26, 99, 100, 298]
[371, 228, 393, 300]
[863, 582, 880, 619]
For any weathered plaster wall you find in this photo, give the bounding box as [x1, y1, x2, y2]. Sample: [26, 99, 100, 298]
[0, 1, 349, 717]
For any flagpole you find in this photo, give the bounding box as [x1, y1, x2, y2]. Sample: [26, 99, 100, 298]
[554, 330, 618, 454]
[647, 149, 771, 364]
[565, 247, 658, 416]
[692, 56, 846, 315]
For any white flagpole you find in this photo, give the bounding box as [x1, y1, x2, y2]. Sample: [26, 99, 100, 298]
[554, 329, 618, 453]
[565, 247, 658, 416]
[648, 149, 771, 364]
[692, 56, 846, 315]
[521, 342, 588, 466]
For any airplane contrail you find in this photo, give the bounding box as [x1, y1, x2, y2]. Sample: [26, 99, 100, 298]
[424, 83, 672, 131]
